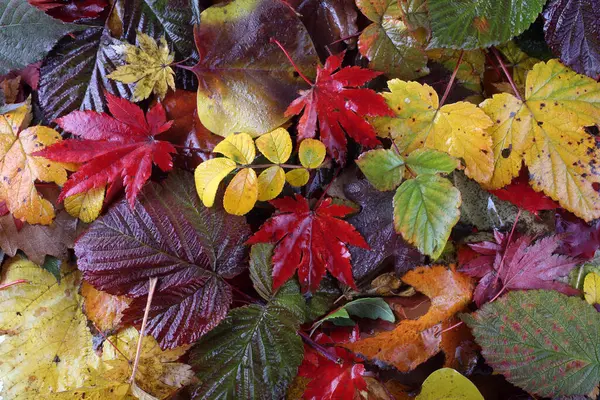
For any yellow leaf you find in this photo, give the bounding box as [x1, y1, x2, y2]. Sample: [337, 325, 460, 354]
[299, 139, 326, 169]
[194, 158, 236, 207]
[224, 168, 258, 215]
[480, 60, 600, 221]
[213, 132, 256, 164]
[584, 272, 600, 305]
[374, 79, 494, 184]
[255, 128, 292, 164]
[108, 32, 175, 101]
[417, 368, 483, 400]
[64, 187, 105, 223]
[0, 101, 72, 225]
[257, 165, 285, 201]
[285, 168, 309, 187]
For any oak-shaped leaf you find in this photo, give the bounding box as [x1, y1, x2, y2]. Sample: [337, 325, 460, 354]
[74, 170, 251, 349]
[246, 194, 369, 293]
[460, 232, 579, 306]
[462, 290, 600, 396]
[285, 51, 393, 164]
[35, 92, 175, 207]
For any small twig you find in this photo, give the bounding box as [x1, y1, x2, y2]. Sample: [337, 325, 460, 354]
[172, 144, 211, 152]
[298, 330, 343, 365]
[439, 50, 464, 107]
[482, 49, 502, 80]
[490, 47, 523, 101]
[436, 320, 464, 337]
[92, 321, 132, 364]
[327, 32, 362, 47]
[130, 277, 158, 383]
[170, 56, 192, 67]
[0, 279, 28, 290]
[270, 38, 313, 86]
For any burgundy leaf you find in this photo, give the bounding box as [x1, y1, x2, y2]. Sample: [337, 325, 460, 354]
[555, 211, 600, 259]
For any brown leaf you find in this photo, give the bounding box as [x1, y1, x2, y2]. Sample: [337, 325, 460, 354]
[81, 282, 131, 332]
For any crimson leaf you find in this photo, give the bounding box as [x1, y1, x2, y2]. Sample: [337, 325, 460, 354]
[246, 194, 369, 293]
[74, 170, 251, 349]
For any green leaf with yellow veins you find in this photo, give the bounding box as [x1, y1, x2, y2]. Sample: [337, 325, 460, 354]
[417, 368, 483, 400]
[213, 132, 256, 164]
[393, 174, 461, 258]
[356, 148, 405, 191]
[194, 158, 237, 207]
[479, 59, 600, 221]
[257, 165, 285, 201]
[255, 128, 292, 164]
[356, 0, 428, 80]
[299, 138, 326, 169]
[374, 79, 494, 184]
[405, 148, 458, 175]
[108, 32, 175, 102]
[498, 41, 540, 92]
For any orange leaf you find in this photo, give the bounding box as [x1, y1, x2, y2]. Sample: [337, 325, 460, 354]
[81, 282, 131, 332]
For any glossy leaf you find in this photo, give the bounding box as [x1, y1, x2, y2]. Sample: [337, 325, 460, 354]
[488, 168, 559, 214]
[74, 170, 251, 349]
[428, 0, 546, 50]
[316, 297, 395, 327]
[223, 167, 258, 216]
[285, 168, 310, 187]
[479, 59, 600, 221]
[257, 165, 285, 201]
[194, 158, 236, 207]
[356, 148, 405, 191]
[64, 187, 105, 223]
[375, 79, 494, 184]
[28, 0, 107, 23]
[583, 272, 600, 305]
[417, 368, 483, 400]
[247, 194, 369, 292]
[191, 0, 318, 137]
[255, 127, 292, 164]
[405, 148, 459, 176]
[393, 175, 461, 258]
[298, 138, 326, 169]
[213, 132, 256, 164]
[463, 290, 600, 396]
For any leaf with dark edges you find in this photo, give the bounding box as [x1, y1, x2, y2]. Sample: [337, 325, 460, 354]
[74, 170, 251, 349]
[28, 0, 108, 23]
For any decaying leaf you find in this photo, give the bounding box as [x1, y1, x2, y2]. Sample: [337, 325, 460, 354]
[81, 282, 131, 332]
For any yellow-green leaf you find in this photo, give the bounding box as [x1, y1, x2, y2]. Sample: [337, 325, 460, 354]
[213, 132, 256, 164]
[416, 368, 483, 400]
[257, 165, 285, 201]
[299, 138, 326, 169]
[498, 41, 540, 92]
[224, 168, 258, 215]
[374, 79, 494, 184]
[255, 128, 292, 164]
[194, 158, 236, 207]
[356, 148, 405, 191]
[584, 272, 600, 305]
[285, 168, 310, 187]
[108, 33, 175, 102]
[64, 187, 105, 223]
[405, 148, 459, 176]
[479, 59, 600, 221]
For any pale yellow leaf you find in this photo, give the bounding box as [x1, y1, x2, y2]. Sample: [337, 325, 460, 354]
[224, 167, 258, 215]
[255, 128, 292, 164]
[299, 139, 326, 169]
[64, 187, 105, 223]
[213, 132, 256, 164]
[285, 168, 309, 187]
[584, 272, 600, 305]
[194, 158, 236, 207]
[257, 165, 285, 201]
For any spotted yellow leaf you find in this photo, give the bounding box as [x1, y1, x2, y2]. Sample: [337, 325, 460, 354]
[480, 60, 600, 221]
[0, 100, 72, 225]
[285, 168, 309, 187]
[108, 32, 175, 101]
[255, 128, 292, 164]
[584, 272, 600, 305]
[213, 132, 256, 164]
[194, 158, 237, 207]
[64, 187, 105, 223]
[224, 167, 258, 215]
[257, 165, 285, 201]
[374, 79, 494, 184]
[299, 139, 326, 169]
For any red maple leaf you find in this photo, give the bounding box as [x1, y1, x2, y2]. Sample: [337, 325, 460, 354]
[460, 231, 579, 306]
[299, 327, 367, 400]
[246, 194, 368, 292]
[275, 40, 393, 164]
[35, 92, 175, 207]
[488, 168, 559, 214]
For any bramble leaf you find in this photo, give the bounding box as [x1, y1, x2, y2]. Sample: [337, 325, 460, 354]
[64, 187, 105, 223]
[405, 148, 459, 176]
[356, 148, 405, 191]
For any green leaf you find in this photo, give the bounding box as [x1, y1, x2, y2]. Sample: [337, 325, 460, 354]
[304, 275, 342, 322]
[462, 290, 600, 397]
[393, 174, 461, 258]
[427, 0, 546, 50]
[317, 297, 395, 327]
[0, 0, 87, 75]
[405, 148, 458, 176]
[356, 149, 405, 191]
[356, 0, 428, 79]
[41, 255, 61, 283]
[416, 368, 483, 400]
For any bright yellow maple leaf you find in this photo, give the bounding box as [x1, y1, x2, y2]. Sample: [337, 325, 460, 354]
[0, 100, 71, 225]
[108, 32, 175, 102]
[374, 79, 494, 184]
[480, 59, 600, 221]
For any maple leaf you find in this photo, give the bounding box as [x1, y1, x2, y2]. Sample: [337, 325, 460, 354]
[299, 327, 367, 400]
[108, 32, 176, 101]
[35, 92, 175, 207]
[460, 231, 579, 306]
[246, 194, 369, 293]
[0, 99, 72, 224]
[283, 50, 394, 164]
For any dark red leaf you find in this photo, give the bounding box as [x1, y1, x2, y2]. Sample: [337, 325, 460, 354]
[488, 168, 559, 214]
[460, 231, 579, 306]
[28, 0, 108, 22]
[299, 327, 367, 400]
[555, 211, 600, 259]
[246, 194, 369, 293]
[34, 92, 175, 207]
[74, 170, 250, 349]
[285, 51, 393, 164]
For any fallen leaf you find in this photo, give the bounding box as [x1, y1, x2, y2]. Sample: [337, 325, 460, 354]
[416, 368, 483, 400]
[64, 186, 105, 223]
[28, 0, 107, 23]
[488, 168, 559, 214]
[555, 211, 600, 259]
[583, 272, 600, 305]
[81, 282, 131, 332]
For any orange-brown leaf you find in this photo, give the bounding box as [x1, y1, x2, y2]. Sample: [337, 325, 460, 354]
[81, 282, 131, 332]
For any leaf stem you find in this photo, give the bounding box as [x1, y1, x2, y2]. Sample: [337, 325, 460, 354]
[130, 277, 158, 383]
[490, 47, 523, 101]
[92, 321, 132, 364]
[248, 163, 304, 169]
[298, 330, 343, 365]
[439, 50, 464, 107]
[327, 32, 362, 47]
[489, 208, 522, 303]
[0, 279, 28, 290]
[270, 38, 314, 86]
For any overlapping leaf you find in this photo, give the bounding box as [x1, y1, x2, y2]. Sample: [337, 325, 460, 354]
[74, 170, 251, 349]
[488, 168, 559, 214]
[28, 0, 107, 22]
[417, 368, 483, 400]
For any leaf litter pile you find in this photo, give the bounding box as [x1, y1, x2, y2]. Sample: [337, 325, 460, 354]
[3, 0, 600, 399]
